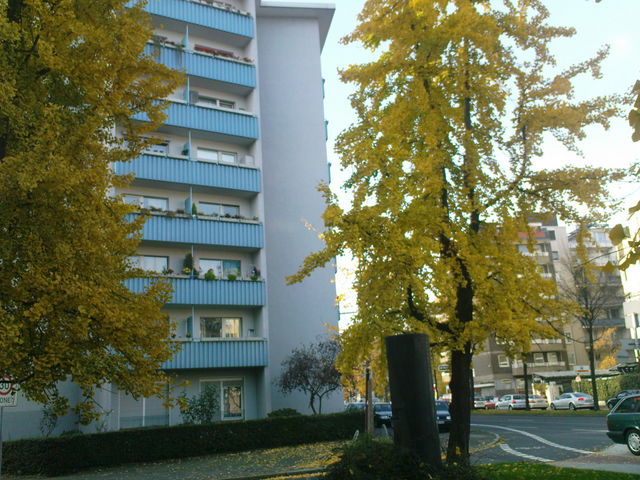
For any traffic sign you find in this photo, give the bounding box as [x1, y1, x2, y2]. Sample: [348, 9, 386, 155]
[437, 365, 450, 372]
[0, 378, 17, 407]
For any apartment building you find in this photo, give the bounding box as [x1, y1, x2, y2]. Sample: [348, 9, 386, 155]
[615, 212, 640, 366]
[4, 0, 340, 439]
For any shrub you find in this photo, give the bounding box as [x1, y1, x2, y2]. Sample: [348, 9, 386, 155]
[325, 436, 486, 480]
[571, 374, 640, 401]
[204, 269, 216, 281]
[179, 384, 220, 424]
[2, 411, 363, 476]
[267, 408, 302, 418]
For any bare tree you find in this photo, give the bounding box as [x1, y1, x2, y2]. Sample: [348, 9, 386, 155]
[276, 339, 341, 414]
[557, 245, 625, 410]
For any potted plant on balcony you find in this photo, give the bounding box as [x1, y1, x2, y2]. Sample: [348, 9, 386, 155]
[227, 271, 238, 281]
[204, 269, 217, 281]
[249, 266, 260, 281]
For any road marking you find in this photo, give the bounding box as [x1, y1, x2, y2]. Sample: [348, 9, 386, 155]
[571, 429, 608, 433]
[499, 443, 553, 462]
[472, 423, 592, 455]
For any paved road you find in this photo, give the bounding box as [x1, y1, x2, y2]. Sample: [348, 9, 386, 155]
[469, 413, 639, 473]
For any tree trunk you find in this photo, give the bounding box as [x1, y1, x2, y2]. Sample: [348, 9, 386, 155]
[523, 360, 530, 410]
[309, 393, 317, 415]
[446, 346, 473, 464]
[587, 324, 599, 410]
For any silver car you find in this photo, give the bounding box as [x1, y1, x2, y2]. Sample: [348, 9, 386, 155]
[550, 392, 594, 410]
[495, 394, 527, 410]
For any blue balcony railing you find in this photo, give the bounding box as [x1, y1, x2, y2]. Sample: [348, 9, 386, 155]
[145, 45, 256, 88]
[130, 214, 263, 248]
[133, 102, 259, 140]
[114, 155, 261, 193]
[144, 0, 254, 39]
[126, 277, 265, 306]
[163, 339, 268, 369]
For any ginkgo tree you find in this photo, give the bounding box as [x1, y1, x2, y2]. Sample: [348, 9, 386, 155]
[0, 0, 181, 421]
[289, 0, 623, 464]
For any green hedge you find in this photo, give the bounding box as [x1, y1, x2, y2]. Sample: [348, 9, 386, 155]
[3, 411, 363, 477]
[571, 374, 640, 402]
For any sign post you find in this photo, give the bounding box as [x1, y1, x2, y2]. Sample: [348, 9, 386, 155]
[0, 378, 18, 479]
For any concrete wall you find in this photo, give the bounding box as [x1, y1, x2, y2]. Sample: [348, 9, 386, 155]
[257, 14, 342, 414]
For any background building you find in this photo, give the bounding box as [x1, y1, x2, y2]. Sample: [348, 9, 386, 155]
[4, 0, 340, 440]
[473, 219, 627, 401]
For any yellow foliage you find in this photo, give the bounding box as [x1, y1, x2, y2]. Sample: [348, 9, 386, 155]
[0, 0, 182, 421]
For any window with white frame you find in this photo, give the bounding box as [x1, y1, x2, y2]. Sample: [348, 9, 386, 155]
[200, 379, 244, 420]
[197, 95, 235, 110]
[123, 195, 168, 211]
[196, 147, 238, 164]
[564, 330, 573, 344]
[200, 317, 242, 339]
[568, 352, 576, 365]
[198, 202, 240, 218]
[533, 353, 545, 364]
[547, 352, 559, 365]
[497, 354, 510, 367]
[199, 259, 241, 278]
[135, 255, 168, 273]
[142, 138, 169, 156]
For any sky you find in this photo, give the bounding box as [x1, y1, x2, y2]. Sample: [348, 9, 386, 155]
[281, 0, 640, 326]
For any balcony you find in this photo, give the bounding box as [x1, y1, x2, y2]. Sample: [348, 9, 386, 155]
[163, 339, 268, 369]
[114, 155, 261, 193]
[145, 45, 256, 89]
[126, 277, 265, 306]
[144, 0, 254, 41]
[133, 102, 259, 144]
[130, 213, 263, 249]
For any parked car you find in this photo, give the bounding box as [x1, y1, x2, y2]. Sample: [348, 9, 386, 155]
[435, 400, 452, 432]
[606, 393, 640, 455]
[484, 396, 498, 410]
[495, 393, 547, 410]
[373, 402, 393, 427]
[550, 392, 594, 410]
[528, 394, 549, 410]
[473, 397, 486, 409]
[495, 394, 527, 410]
[606, 390, 640, 410]
[345, 402, 365, 412]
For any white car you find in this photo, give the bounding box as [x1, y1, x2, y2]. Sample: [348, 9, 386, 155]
[495, 393, 548, 410]
[550, 392, 594, 410]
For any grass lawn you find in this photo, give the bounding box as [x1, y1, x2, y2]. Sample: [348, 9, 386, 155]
[473, 408, 608, 416]
[478, 464, 640, 479]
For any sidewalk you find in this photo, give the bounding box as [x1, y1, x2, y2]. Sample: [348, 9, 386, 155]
[553, 444, 640, 476]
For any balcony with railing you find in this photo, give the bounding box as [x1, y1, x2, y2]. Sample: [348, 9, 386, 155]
[115, 155, 260, 193]
[163, 338, 268, 369]
[145, 44, 256, 88]
[130, 213, 263, 249]
[144, 0, 254, 39]
[133, 102, 258, 142]
[127, 277, 265, 306]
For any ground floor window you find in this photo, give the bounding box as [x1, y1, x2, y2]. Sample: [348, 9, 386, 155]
[201, 379, 244, 420]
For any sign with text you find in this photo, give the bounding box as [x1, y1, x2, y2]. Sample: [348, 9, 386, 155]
[0, 378, 17, 407]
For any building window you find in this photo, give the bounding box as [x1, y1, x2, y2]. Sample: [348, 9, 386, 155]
[197, 95, 235, 110]
[124, 195, 168, 211]
[497, 355, 510, 367]
[547, 230, 556, 240]
[200, 379, 244, 420]
[135, 255, 168, 273]
[196, 147, 238, 165]
[568, 352, 576, 365]
[198, 202, 240, 218]
[564, 331, 573, 344]
[143, 140, 169, 156]
[635, 313, 640, 328]
[533, 353, 544, 364]
[547, 352, 559, 365]
[552, 251, 559, 260]
[199, 259, 241, 278]
[200, 317, 242, 338]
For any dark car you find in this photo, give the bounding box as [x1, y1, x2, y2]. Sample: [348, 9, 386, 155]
[606, 390, 640, 410]
[373, 402, 393, 427]
[436, 400, 452, 432]
[606, 393, 640, 455]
